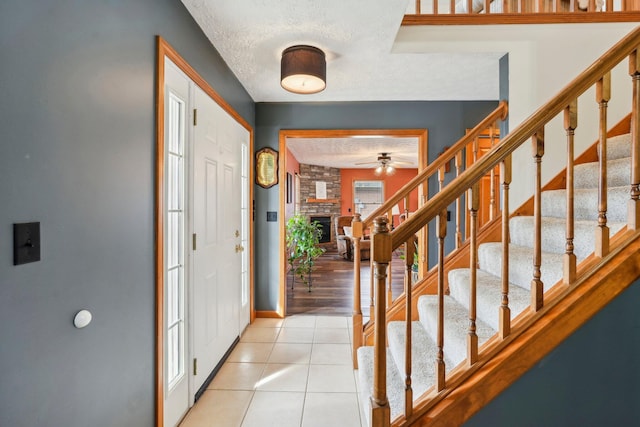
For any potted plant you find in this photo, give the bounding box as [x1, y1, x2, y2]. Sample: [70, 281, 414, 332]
[286, 214, 326, 292]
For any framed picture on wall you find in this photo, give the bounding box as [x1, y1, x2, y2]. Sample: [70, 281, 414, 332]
[286, 172, 293, 203]
[255, 147, 278, 188]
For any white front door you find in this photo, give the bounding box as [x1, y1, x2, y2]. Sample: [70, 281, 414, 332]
[163, 57, 250, 426]
[191, 86, 242, 393]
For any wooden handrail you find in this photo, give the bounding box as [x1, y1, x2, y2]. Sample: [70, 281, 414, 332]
[391, 25, 640, 249]
[361, 100, 508, 229]
[363, 26, 640, 427]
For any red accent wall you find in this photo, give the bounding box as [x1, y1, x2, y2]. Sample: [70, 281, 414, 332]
[340, 168, 419, 226]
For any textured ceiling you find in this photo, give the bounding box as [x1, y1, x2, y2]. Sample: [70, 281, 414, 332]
[180, 0, 502, 103]
[180, 0, 504, 167]
[287, 136, 419, 169]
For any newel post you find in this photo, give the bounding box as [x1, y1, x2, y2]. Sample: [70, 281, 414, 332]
[352, 213, 363, 368]
[370, 216, 391, 427]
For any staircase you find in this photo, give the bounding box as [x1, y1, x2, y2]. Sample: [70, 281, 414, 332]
[357, 132, 633, 423]
[352, 26, 640, 426]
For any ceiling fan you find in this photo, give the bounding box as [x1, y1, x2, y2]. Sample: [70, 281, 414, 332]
[355, 152, 412, 175]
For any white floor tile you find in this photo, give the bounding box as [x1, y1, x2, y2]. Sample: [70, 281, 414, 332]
[313, 327, 351, 344]
[315, 316, 349, 329]
[276, 327, 315, 343]
[208, 362, 265, 391]
[307, 364, 356, 393]
[310, 343, 352, 365]
[301, 392, 362, 427]
[268, 343, 312, 364]
[227, 342, 274, 363]
[240, 391, 304, 427]
[241, 327, 280, 343]
[251, 318, 284, 328]
[256, 363, 309, 392]
[181, 315, 366, 427]
[282, 315, 317, 328]
[179, 390, 253, 427]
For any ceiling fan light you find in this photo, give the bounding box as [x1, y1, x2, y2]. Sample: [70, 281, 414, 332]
[374, 165, 384, 175]
[386, 165, 395, 175]
[281, 45, 326, 94]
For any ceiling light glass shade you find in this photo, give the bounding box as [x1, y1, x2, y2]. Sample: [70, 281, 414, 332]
[386, 165, 395, 175]
[374, 165, 384, 175]
[281, 45, 326, 94]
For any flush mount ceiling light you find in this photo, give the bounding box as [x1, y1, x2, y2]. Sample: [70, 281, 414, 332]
[280, 45, 326, 94]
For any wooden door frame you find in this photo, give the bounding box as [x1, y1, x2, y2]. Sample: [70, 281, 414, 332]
[155, 36, 254, 427]
[277, 129, 428, 318]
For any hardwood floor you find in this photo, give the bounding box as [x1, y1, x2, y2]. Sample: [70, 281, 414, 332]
[286, 250, 407, 316]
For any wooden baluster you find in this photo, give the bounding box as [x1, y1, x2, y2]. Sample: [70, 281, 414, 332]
[629, 50, 640, 230]
[370, 217, 391, 427]
[502, 0, 510, 13]
[418, 188, 429, 280]
[352, 214, 364, 368]
[455, 152, 463, 248]
[467, 0, 473, 14]
[451, 0, 457, 14]
[489, 126, 497, 221]
[596, 73, 611, 258]
[606, 0, 613, 12]
[386, 209, 393, 306]
[370, 258, 375, 322]
[467, 184, 479, 366]
[473, 136, 479, 163]
[569, 0, 576, 12]
[500, 155, 512, 338]
[438, 165, 446, 193]
[537, 0, 545, 12]
[564, 100, 578, 285]
[403, 237, 416, 417]
[484, 0, 492, 13]
[436, 209, 447, 391]
[415, 0, 421, 14]
[531, 129, 545, 312]
[589, 0, 596, 11]
[404, 195, 410, 219]
[432, 0, 437, 15]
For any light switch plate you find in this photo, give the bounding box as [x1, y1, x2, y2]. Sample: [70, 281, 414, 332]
[13, 222, 41, 265]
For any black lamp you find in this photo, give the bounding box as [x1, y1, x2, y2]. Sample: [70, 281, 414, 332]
[280, 45, 326, 94]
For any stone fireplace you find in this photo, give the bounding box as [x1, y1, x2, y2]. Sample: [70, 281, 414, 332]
[299, 164, 341, 249]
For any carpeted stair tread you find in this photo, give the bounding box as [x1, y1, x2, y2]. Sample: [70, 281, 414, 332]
[541, 185, 630, 222]
[574, 156, 631, 189]
[478, 242, 564, 290]
[357, 346, 406, 422]
[417, 295, 496, 367]
[387, 321, 439, 398]
[603, 133, 632, 160]
[448, 268, 531, 331]
[509, 216, 626, 259]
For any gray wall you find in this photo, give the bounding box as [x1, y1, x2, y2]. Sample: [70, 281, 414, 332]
[467, 279, 640, 427]
[254, 101, 498, 311]
[0, 1, 253, 426]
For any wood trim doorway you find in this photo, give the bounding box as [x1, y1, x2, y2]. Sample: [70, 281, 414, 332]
[278, 129, 428, 317]
[155, 36, 255, 427]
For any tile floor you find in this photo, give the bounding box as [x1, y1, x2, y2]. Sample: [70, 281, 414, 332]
[179, 315, 366, 427]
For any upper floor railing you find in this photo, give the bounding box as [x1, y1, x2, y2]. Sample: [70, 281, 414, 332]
[404, 0, 640, 25]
